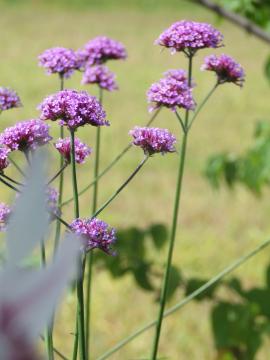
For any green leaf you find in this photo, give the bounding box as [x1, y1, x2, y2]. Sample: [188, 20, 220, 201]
[166, 265, 182, 300]
[185, 277, 218, 301]
[133, 263, 154, 291]
[148, 223, 168, 249]
[211, 302, 262, 360]
[226, 277, 244, 296]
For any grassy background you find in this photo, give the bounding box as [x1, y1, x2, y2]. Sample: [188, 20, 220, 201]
[1, 0, 270, 358]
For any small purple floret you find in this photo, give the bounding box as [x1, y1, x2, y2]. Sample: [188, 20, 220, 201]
[38, 47, 81, 78]
[129, 127, 176, 155]
[0, 202, 11, 231]
[0, 119, 52, 152]
[55, 137, 92, 164]
[147, 69, 195, 112]
[0, 147, 10, 172]
[156, 20, 223, 55]
[70, 217, 116, 254]
[77, 36, 127, 67]
[82, 65, 118, 91]
[0, 87, 22, 112]
[201, 54, 245, 86]
[39, 90, 109, 130]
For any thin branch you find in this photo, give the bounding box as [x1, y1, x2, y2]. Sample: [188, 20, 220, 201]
[0, 176, 20, 192]
[0, 173, 23, 186]
[47, 162, 68, 185]
[192, 0, 270, 45]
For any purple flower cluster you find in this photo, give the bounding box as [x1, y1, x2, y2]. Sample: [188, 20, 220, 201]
[46, 187, 61, 219]
[0, 147, 10, 172]
[0, 202, 11, 231]
[201, 54, 245, 86]
[70, 217, 116, 254]
[78, 36, 127, 67]
[129, 127, 176, 155]
[39, 90, 109, 129]
[147, 69, 195, 112]
[0, 119, 52, 152]
[0, 87, 21, 112]
[38, 47, 81, 78]
[156, 20, 223, 54]
[55, 137, 92, 164]
[82, 65, 118, 91]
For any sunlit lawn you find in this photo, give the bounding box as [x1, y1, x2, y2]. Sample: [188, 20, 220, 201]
[1, 1, 270, 358]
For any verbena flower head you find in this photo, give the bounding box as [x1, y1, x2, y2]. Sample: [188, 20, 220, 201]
[0, 202, 11, 231]
[70, 217, 116, 254]
[39, 90, 109, 129]
[156, 20, 223, 55]
[38, 47, 81, 78]
[129, 126, 176, 155]
[147, 69, 195, 112]
[54, 137, 92, 164]
[0, 87, 22, 112]
[0, 147, 10, 172]
[77, 36, 127, 67]
[82, 65, 118, 91]
[46, 187, 61, 219]
[0, 119, 52, 152]
[201, 54, 245, 86]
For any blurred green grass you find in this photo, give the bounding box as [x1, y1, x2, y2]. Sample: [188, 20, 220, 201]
[1, 1, 270, 358]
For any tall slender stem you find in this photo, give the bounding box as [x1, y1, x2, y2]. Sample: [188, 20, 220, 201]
[53, 74, 65, 253]
[188, 82, 218, 130]
[151, 55, 193, 359]
[71, 129, 86, 360]
[61, 108, 161, 208]
[85, 87, 103, 357]
[49, 74, 65, 360]
[40, 240, 54, 360]
[92, 155, 149, 219]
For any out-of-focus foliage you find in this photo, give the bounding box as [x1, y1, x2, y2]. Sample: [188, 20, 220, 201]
[94, 223, 183, 300]
[205, 120, 270, 194]
[218, 0, 270, 31]
[214, 1, 270, 83]
[183, 266, 270, 359]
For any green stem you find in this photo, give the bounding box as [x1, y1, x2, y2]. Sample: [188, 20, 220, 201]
[53, 74, 65, 254]
[61, 108, 161, 208]
[47, 74, 65, 360]
[175, 111, 186, 133]
[40, 241, 54, 360]
[8, 156, 25, 177]
[97, 237, 270, 360]
[0, 173, 23, 186]
[92, 155, 149, 219]
[85, 87, 103, 358]
[151, 55, 193, 360]
[188, 82, 218, 130]
[71, 129, 86, 360]
[48, 162, 68, 185]
[0, 176, 20, 192]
